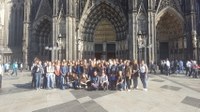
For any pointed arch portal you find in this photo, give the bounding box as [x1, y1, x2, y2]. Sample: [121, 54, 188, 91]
[80, 2, 128, 60]
[94, 18, 116, 59]
[31, 16, 52, 61]
[156, 7, 184, 61]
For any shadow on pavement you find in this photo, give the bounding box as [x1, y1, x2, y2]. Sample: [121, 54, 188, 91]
[13, 83, 32, 89]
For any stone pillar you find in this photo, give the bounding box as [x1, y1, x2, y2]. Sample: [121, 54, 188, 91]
[189, 0, 197, 60]
[23, 0, 31, 69]
[72, 0, 76, 60]
[148, 0, 156, 63]
[52, 0, 59, 61]
[66, 0, 76, 60]
[0, 1, 5, 47]
[128, 0, 137, 60]
[4, 1, 12, 48]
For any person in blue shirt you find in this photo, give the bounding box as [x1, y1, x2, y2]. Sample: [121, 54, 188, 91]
[90, 71, 99, 90]
[60, 62, 68, 89]
[11, 62, 18, 76]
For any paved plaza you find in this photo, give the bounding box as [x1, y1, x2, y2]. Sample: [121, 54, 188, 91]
[0, 71, 200, 112]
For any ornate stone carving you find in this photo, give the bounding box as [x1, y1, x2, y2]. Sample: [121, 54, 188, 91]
[138, 14, 147, 33]
[157, 0, 182, 14]
[192, 31, 197, 48]
[35, 0, 52, 20]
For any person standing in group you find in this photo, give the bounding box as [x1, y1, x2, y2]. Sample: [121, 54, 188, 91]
[46, 61, 55, 89]
[132, 60, 139, 89]
[186, 60, 192, 76]
[60, 61, 68, 89]
[32, 60, 44, 90]
[139, 60, 148, 91]
[0, 62, 4, 88]
[125, 61, 132, 91]
[54, 61, 61, 88]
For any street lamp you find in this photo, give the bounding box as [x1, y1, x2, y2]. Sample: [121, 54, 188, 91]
[45, 46, 58, 61]
[45, 33, 65, 61]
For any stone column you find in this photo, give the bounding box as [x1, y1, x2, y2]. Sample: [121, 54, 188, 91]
[189, 0, 197, 60]
[4, 1, 12, 49]
[72, 0, 76, 60]
[52, 0, 59, 61]
[23, 0, 31, 69]
[0, 2, 5, 47]
[66, 0, 76, 60]
[148, 0, 156, 63]
[128, 0, 137, 60]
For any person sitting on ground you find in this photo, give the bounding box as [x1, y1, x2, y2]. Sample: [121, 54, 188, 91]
[71, 73, 79, 89]
[66, 72, 73, 88]
[79, 73, 90, 88]
[90, 71, 99, 90]
[98, 70, 109, 90]
[116, 71, 125, 91]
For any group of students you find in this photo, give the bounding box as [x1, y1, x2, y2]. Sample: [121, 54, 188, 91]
[31, 58, 149, 91]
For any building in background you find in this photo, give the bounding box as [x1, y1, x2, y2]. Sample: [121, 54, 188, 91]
[0, 0, 200, 68]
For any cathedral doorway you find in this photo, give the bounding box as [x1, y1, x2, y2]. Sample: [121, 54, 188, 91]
[156, 7, 184, 61]
[31, 16, 52, 61]
[94, 19, 116, 60]
[79, 2, 128, 60]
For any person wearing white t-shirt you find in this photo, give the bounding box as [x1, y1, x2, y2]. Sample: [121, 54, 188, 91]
[165, 59, 170, 76]
[186, 60, 192, 76]
[139, 60, 148, 91]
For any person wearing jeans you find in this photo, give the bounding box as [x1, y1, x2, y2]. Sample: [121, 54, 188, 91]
[60, 62, 68, 89]
[46, 62, 55, 89]
[116, 71, 125, 91]
[34, 60, 44, 90]
[139, 60, 148, 91]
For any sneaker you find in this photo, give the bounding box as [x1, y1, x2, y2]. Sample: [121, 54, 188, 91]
[143, 88, 148, 91]
[133, 87, 139, 90]
[127, 89, 131, 92]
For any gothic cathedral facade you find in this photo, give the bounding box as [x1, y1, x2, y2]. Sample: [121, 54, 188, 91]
[0, 0, 200, 67]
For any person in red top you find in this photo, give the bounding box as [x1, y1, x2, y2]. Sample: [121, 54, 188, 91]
[54, 61, 61, 88]
[192, 61, 200, 78]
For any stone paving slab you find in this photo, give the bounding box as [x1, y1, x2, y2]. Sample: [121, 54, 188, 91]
[0, 72, 200, 112]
